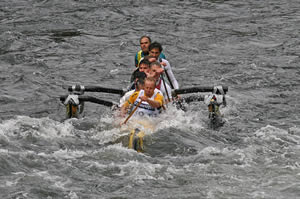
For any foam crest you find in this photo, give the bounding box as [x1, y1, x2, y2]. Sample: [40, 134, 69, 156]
[191, 145, 254, 168]
[51, 149, 88, 160]
[31, 170, 71, 190]
[0, 116, 75, 139]
[94, 143, 144, 162]
[254, 125, 288, 137]
[156, 105, 205, 131]
[254, 125, 300, 146]
[91, 128, 123, 145]
[112, 160, 182, 183]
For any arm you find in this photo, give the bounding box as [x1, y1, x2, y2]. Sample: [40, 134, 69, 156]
[119, 90, 134, 107]
[139, 95, 161, 108]
[120, 101, 130, 117]
[160, 59, 179, 89]
[120, 91, 139, 116]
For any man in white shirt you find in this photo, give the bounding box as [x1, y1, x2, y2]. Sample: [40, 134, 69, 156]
[149, 62, 172, 103]
[148, 42, 179, 90]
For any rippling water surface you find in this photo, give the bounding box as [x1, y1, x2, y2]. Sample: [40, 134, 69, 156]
[0, 0, 300, 198]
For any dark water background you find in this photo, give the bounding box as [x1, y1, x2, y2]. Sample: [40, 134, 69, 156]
[0, 0, 300, 198]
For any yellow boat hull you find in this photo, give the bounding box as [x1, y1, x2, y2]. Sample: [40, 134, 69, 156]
[120, 119, 156, 152]
[128, 129, 145, 152]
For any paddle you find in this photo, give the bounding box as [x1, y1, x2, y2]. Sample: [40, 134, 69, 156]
[161, 74, 171, 102]
[159, 58, 175, 89]
[164, 68, 175, 90]
[159, 59, 186, 110]
[121, 100, 142, 125]
[159, 58, 186, 110]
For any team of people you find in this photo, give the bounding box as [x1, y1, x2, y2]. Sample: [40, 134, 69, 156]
[120, 36, 179, 119]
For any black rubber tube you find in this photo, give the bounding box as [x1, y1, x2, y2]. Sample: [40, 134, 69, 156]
[68, 86, 124, 95]
[60, 95, 117, 107]
[174, 86, 228, 95]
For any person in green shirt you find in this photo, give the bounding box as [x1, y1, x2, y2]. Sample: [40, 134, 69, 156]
[134, 36, 166, 67]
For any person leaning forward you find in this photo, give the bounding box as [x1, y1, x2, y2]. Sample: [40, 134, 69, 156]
[130, 58, 151, 83]
[121, 71, 147, 107]
[148, 42, 179, 90]
[121, 77, 164, 118]
[149, 61, 172, 103]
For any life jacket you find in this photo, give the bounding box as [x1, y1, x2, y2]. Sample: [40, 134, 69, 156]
[137, 50, 143, 66]
[155, 79, 162, 90]
[131, 90, 162, 117]
[137, 51, 166, 67]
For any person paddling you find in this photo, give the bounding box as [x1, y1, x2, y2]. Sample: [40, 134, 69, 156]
[148, 62, 172, 103]
[120, 71, 147, 107]
[121, 77, 164, 118]
[130, 59, 151, 83]
[148, 42, 179, 90]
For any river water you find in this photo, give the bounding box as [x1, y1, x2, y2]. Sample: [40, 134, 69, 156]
[0, 0, 300, 198]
